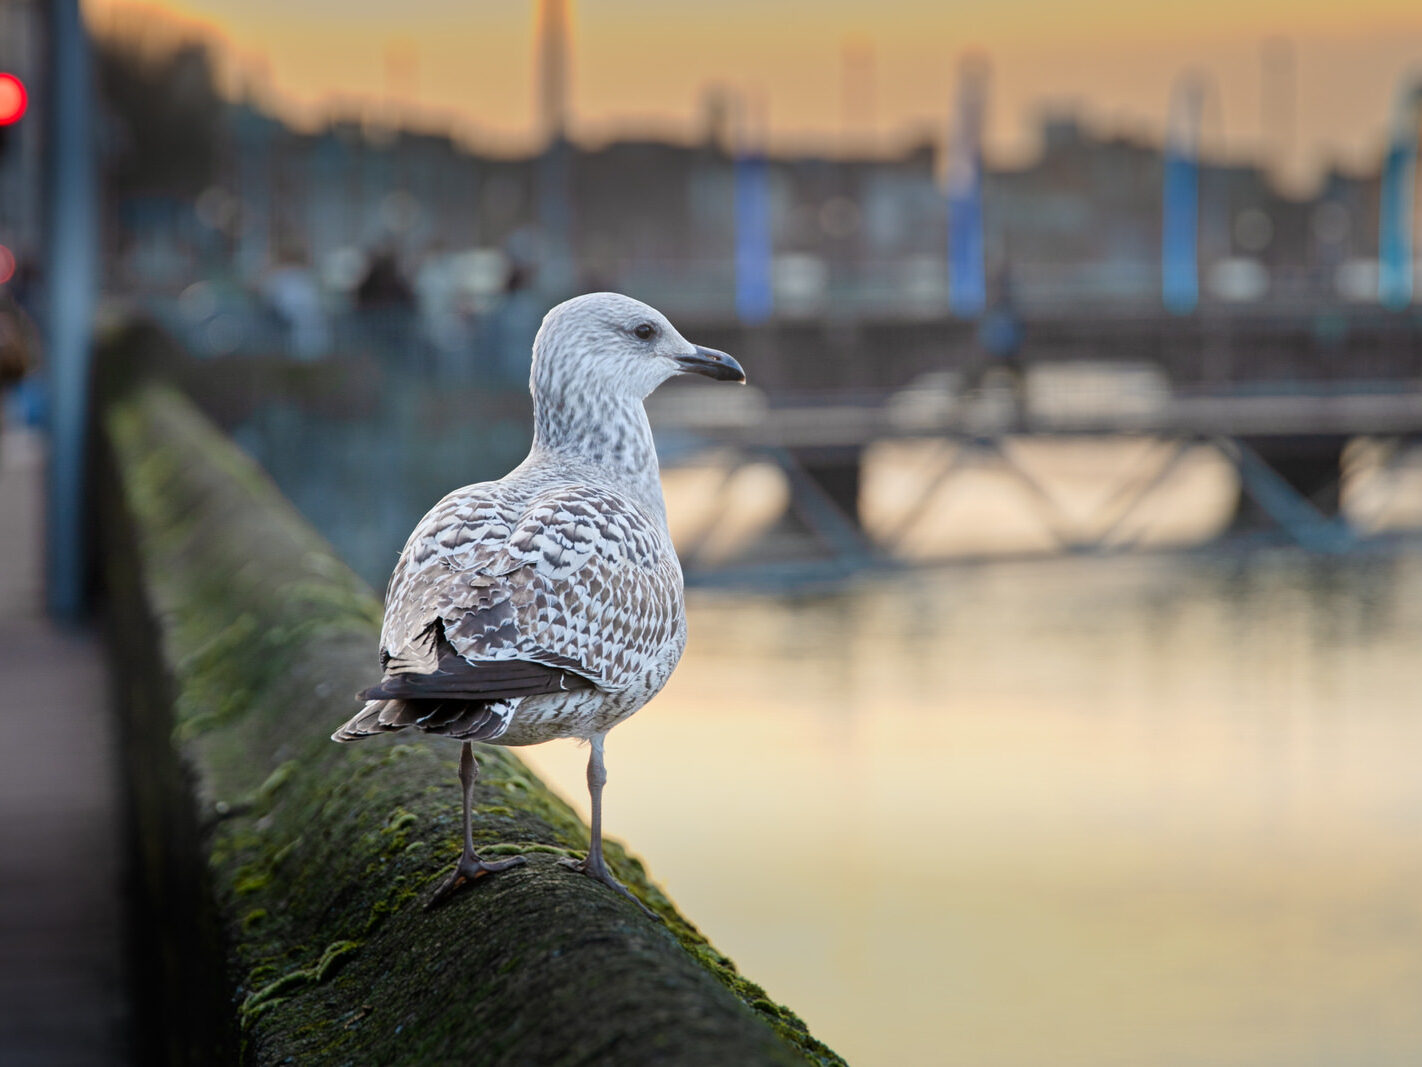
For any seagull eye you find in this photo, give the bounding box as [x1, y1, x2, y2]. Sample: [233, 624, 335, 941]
[633, 323, 656, 341]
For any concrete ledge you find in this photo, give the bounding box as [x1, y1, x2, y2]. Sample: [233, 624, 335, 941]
[98, 375, 842, 1066]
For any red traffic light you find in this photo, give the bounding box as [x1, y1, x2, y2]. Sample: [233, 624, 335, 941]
[0, 74, 27, 127]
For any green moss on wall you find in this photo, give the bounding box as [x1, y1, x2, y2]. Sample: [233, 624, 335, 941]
[103, 381, 845, 1067]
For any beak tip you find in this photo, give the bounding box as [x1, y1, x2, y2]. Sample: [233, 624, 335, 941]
[678, 345, 746, 384]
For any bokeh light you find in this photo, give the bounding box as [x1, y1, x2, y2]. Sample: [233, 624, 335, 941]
[0, 73, 27, 126]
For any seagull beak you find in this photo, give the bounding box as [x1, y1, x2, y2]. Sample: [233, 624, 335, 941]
[675, 345, 746, 383]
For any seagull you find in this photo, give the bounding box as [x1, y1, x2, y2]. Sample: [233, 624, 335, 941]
[332, 292, 745, 912]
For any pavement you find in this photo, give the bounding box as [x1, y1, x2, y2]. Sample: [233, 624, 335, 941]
[0, 429, 129, 1065]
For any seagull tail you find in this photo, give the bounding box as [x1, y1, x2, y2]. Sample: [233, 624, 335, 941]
[331, 699, 406, 742]
[332, 696, 514, 742]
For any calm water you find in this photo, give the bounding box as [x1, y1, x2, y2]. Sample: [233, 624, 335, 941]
[520, 550, 1422, 1066]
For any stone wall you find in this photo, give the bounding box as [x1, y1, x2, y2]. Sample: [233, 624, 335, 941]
[98, 371, 843, 1066]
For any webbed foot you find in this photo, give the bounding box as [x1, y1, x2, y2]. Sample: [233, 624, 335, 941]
[559, 854, 659, 921]
[426, 852, 527, 908]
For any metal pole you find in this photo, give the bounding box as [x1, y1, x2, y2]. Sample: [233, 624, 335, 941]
[43, 0, 99, 619]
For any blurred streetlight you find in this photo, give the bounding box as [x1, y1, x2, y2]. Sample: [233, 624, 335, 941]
[0, 72, 28, 167]
[0, 72, 26, 125]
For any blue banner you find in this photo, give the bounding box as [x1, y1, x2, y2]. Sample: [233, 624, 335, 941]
[1162, 148, 1199, 314]
[947, 177, 985, 317]
[946, 60, 987, 318]
[734, 153, 773, 324]
[1379, 138, 1415, 310]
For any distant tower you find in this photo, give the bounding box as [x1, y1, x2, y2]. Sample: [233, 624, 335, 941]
[538, 0, 569, 146]
[1259, 37, 1295, 182]
[383, 39, 418, 123]
[840, 36, 875, 155]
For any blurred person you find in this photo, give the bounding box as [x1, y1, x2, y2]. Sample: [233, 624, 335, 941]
[6, 256, 39, 319]
[414, 243, 476, 375]
[354, 247, 420, 369]
[0, 285, 41, 456]
[261, 243, 330, 360]
[481, 255, 542, 386]
[354, 248, 415, 312]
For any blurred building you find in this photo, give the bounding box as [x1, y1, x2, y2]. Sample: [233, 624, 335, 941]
[985, 112, 1381, 309]
[95, 33, 1389, 323]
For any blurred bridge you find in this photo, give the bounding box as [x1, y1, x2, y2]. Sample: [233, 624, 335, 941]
[652, 305, 1422, 562]
[146, 297, 1422, 572]
[679, 305, 1422, 392]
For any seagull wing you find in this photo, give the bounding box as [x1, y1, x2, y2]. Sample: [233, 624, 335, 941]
[376, 481, 683, 696]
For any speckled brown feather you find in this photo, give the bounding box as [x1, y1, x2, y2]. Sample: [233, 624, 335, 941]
[334, 293, 706, 748]
[381, 482, 682, 691]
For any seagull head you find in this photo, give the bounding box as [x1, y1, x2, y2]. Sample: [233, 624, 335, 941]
[532, 292, 745, 401]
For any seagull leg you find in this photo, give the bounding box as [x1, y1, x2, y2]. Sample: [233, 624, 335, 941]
[559, 734, 658, 920]
[428, 741, 526, 907]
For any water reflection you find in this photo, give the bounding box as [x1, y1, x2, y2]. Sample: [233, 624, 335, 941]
[520, 551, 1422, 1066]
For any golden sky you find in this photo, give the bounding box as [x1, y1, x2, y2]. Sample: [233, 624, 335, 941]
[86, 0, 1422, 184]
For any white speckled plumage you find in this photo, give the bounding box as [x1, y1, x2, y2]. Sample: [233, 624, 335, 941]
[333, 293, 744, 910]
[333, 291, 743, 754]
[358, 476, 686, 746]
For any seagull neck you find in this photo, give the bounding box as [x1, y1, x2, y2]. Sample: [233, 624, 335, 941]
[531, 390, 667, 522]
